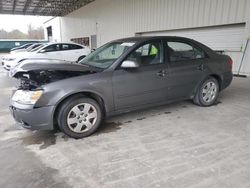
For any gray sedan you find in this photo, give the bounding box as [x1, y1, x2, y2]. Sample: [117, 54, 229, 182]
[9, 36, 233, 138]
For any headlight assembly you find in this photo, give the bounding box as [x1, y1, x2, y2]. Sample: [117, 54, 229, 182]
[5, 57, 16, 61]
[12, 90, 43, 105]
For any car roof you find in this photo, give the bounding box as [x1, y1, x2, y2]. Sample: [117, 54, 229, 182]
[114, 36, 196, 43]
[111, 36, 215, 56]
[47, 42, 84, 46]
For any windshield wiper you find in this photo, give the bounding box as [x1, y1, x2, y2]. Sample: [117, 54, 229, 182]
[79, 63, 104, 70]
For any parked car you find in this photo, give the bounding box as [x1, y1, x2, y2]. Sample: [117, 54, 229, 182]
[2, 42, 91, 70]
[10, 43, 43, 54]
[10, 43, 34, 52]
[9, 36, 233, 138]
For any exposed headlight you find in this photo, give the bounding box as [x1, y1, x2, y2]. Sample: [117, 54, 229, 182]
[12, 90, 43, 105]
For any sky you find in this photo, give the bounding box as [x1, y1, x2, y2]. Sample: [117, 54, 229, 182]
[0, 14, 52, 33]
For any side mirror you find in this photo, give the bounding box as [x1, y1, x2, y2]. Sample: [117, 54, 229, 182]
[39, 49, 46, 53]
[121, 60, 139, 69]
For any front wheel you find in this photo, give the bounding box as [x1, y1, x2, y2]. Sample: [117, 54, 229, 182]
[193, 77, 219, 106]
[57, 97, 103, 138]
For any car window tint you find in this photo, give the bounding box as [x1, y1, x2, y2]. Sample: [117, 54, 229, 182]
[43, 44, 60, 52]
[127, 42, 162, 65]
[31, 44, 45, 52]
[62, 44, 70, 50]
[71, 44, 83, 49]
[193, 46, 205, 59]
[168, 41, 205, 62]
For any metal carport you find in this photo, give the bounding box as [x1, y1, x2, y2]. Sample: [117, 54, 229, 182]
[0, 0, 94, 16]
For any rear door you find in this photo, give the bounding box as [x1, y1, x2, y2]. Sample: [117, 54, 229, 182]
[61, 44, 86, 61]
[112, 40, 169, 110]
[165, 40, 207, 99]
[71, 44, 85, 60]
[60, 43, 74, 61]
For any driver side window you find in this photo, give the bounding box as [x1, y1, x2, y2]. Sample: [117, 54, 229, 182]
[127, 41, 162, 66]
[167, 41, 205, 62]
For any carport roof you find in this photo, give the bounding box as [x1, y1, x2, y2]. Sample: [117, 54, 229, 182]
[0, 0, 95, 16]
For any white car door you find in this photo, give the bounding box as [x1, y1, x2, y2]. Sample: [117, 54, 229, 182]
[61, 44, 77, 61]
[38, 44, 61, 60]
[62, 43, 89, 61]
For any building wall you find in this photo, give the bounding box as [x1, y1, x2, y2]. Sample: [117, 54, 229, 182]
[60, 0, 250, 43]
[48, 0, 250, 74]
[44, 17, 62, 42]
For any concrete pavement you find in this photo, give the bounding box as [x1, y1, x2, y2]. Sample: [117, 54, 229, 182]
[0, 66, 250, 188]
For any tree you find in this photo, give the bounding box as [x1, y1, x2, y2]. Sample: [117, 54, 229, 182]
[27, 24, 44, 39]
[0, 29, 8, 38]
[0, 24, 44, 39]
[9, 29, 27, 39]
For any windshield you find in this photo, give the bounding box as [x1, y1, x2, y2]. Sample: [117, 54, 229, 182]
[79, 42, 135, 69]
[22, 43, 33, 48]
[30, 44, 46, 52]
[26, 44, 41, 52]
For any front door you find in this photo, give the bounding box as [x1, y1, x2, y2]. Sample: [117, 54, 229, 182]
[38, 44, 61, 60]
[112, 40, 169, 110]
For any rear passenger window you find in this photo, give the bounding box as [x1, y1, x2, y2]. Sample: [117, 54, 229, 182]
[168, 41, 205, 62]
[42, 44, 60, 52]
[62, 44, 70, 50]
[70, 44, 83, 49]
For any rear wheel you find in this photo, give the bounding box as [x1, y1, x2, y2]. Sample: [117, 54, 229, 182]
[193, 77, 219, 106]
[57, 97, 103, 138]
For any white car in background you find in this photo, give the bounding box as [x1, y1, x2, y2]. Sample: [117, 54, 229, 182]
[10, 43, 44, 54]
[2, 42, 91, 71]
[10, 43, 34, 52]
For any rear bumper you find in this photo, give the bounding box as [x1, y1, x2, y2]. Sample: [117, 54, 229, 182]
[221, 71, 233, 90]
[9, 102, 54, 130]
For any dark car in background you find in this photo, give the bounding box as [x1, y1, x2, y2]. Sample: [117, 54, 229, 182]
[9, 36, 233, 138]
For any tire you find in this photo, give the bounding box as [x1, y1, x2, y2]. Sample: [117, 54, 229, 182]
[193, 77, 219, 107]
[57, 96, 103, 138]
[77, 56, 86, 62]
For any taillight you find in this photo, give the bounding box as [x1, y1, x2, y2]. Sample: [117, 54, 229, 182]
[228, 58, 233, 70]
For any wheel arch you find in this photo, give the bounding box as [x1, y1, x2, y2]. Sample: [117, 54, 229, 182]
[193, 74, 222, 99]
[52, 91, 106, 129]
[17, 58, 26, 63]
[208, 74, 222, 91]
[77, 55, 86, 62]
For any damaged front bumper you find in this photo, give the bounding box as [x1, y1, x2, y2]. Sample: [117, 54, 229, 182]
[9, 101, 54, 130]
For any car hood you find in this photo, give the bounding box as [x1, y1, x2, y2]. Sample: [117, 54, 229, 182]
[10, 60, 100, 76]
[3, 51, 32, 59]
[10, 49, 26, 53]
[10, 60, 102, 90]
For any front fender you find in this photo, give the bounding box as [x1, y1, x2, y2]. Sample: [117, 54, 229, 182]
[35, 71, 114, 116]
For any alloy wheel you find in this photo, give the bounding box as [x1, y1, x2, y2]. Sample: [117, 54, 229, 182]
[201, 81, 217, 103]
[67, 103, 97, 133]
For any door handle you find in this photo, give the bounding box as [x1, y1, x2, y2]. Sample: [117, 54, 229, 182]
[196, 64, 204, 71]
[157, 70, 167, 77]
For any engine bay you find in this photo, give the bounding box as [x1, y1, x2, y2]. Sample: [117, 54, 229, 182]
[14, 70, 95, 90]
